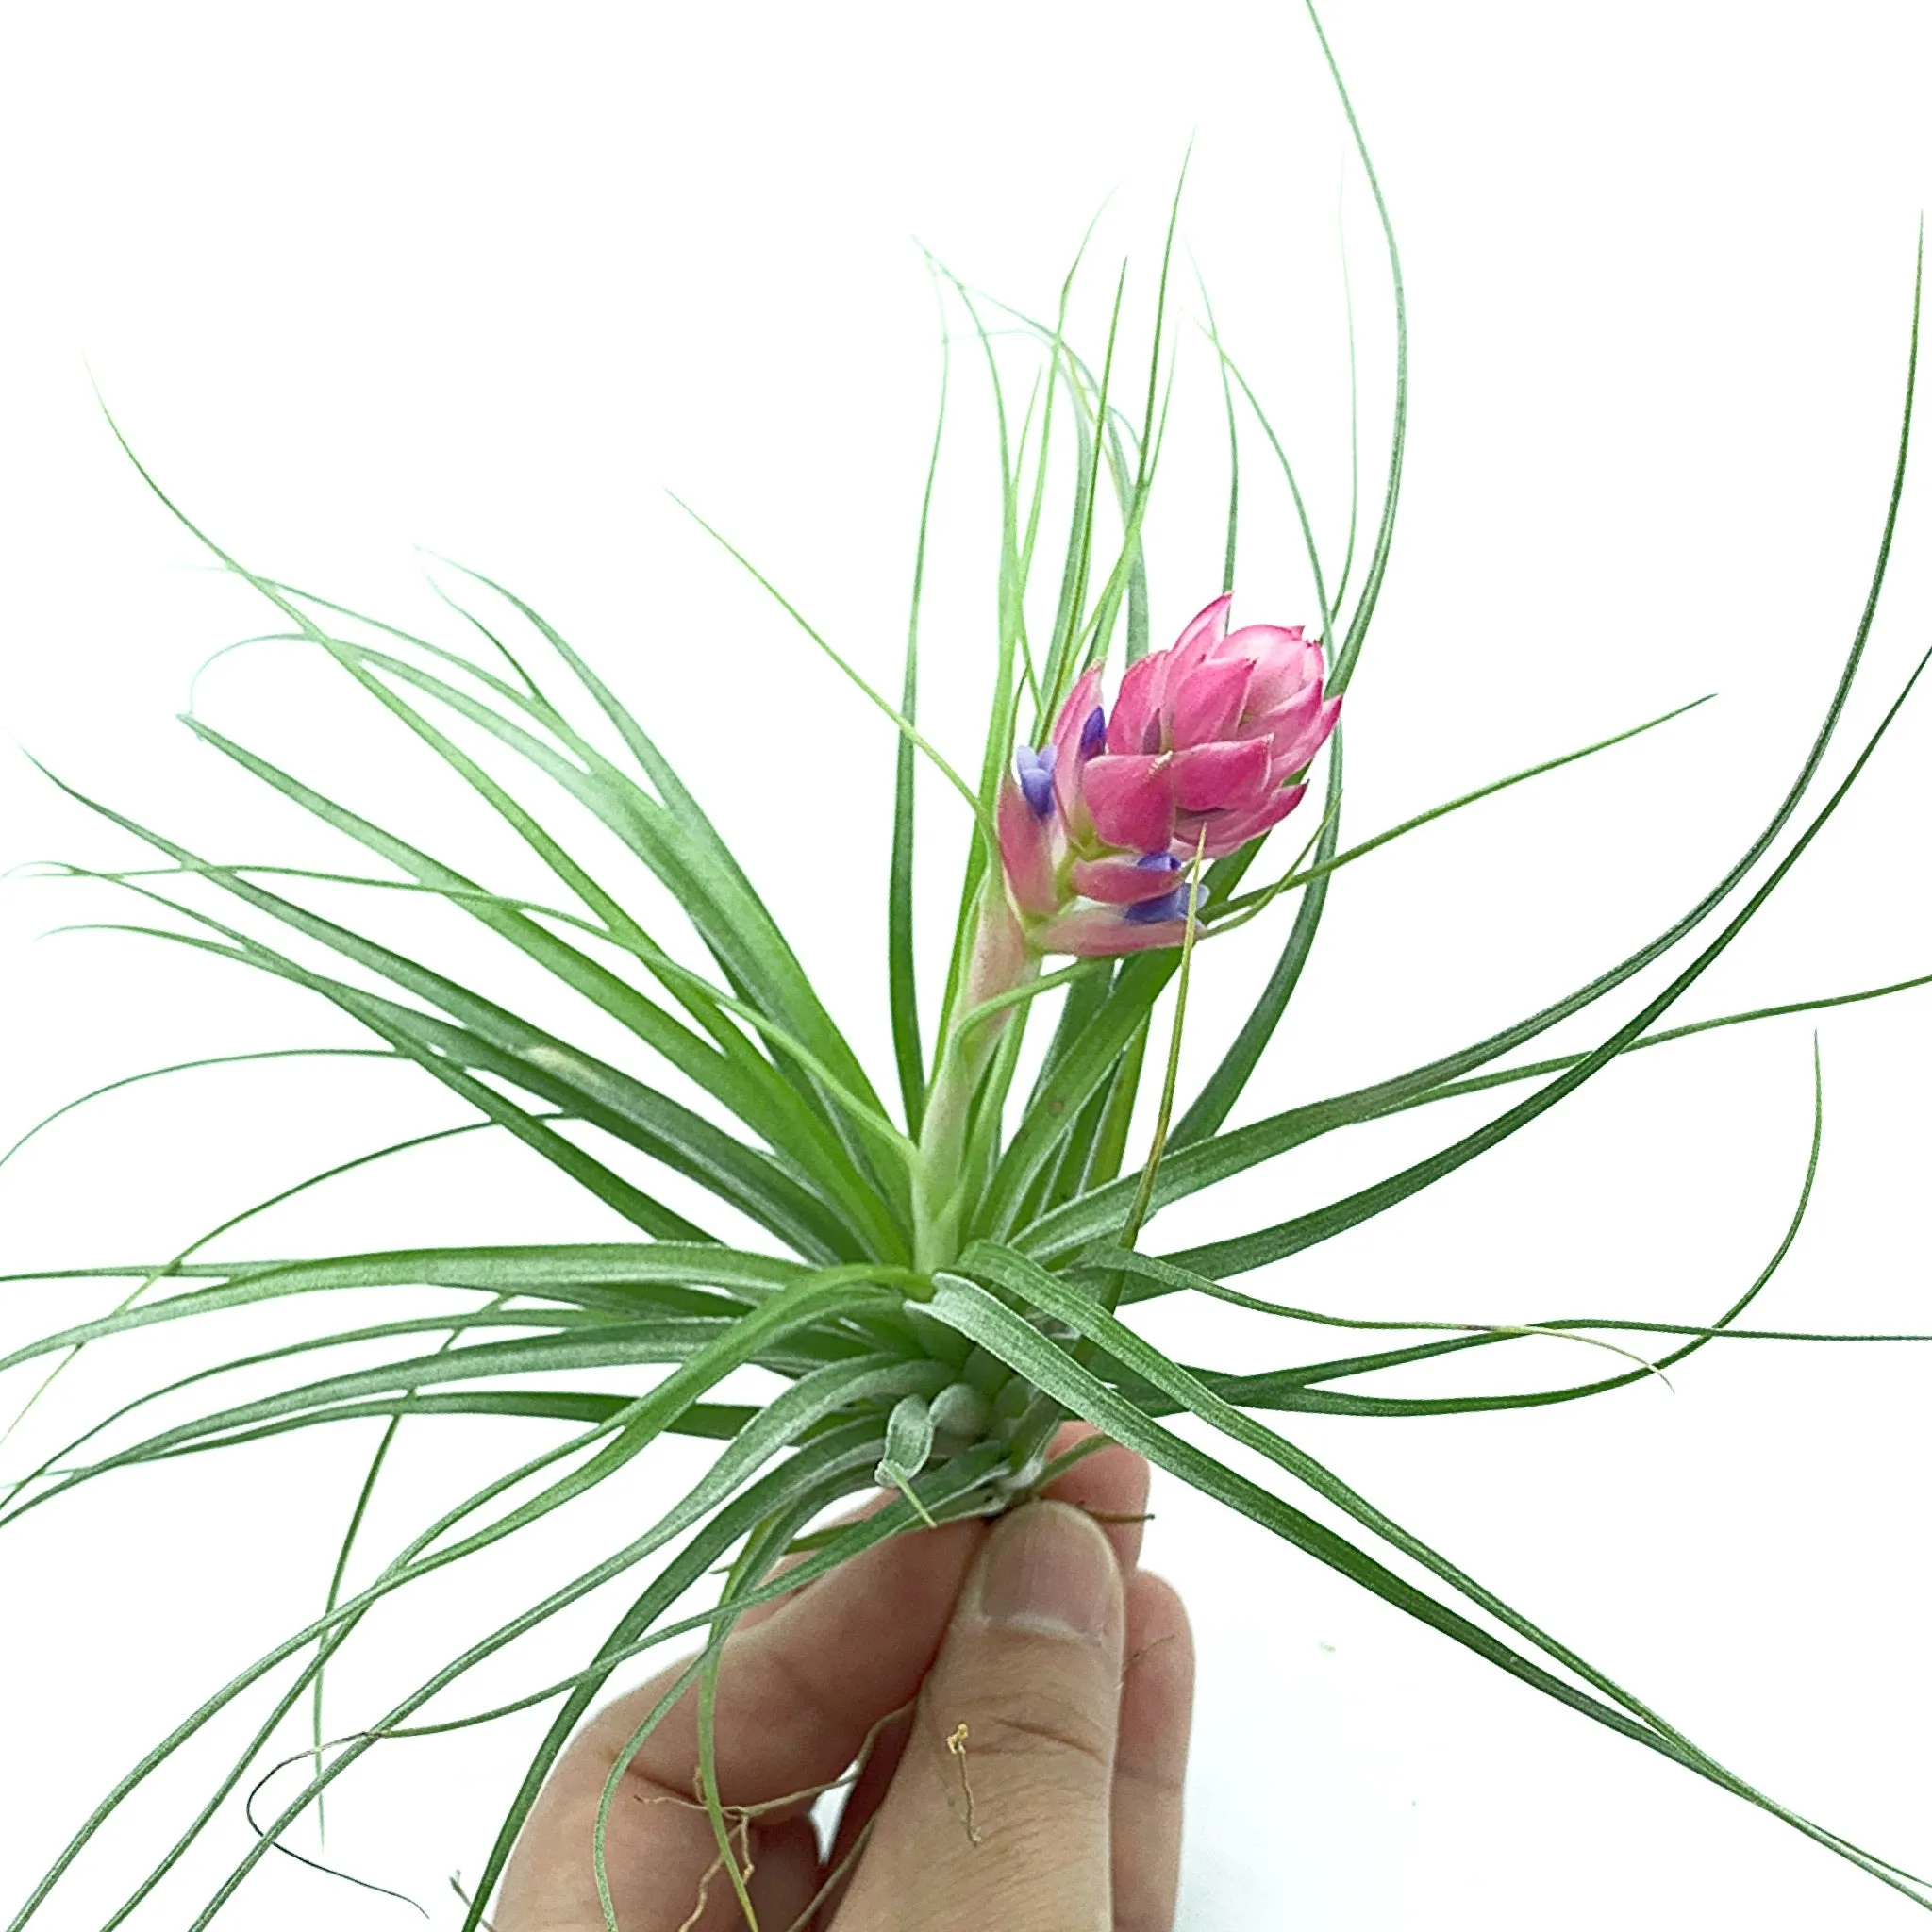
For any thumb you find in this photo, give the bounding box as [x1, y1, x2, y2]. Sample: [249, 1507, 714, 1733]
[828, 1500, 1126, 1932]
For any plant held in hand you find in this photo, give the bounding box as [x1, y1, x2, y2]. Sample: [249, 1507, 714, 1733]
[5, 6, 1932, 1928]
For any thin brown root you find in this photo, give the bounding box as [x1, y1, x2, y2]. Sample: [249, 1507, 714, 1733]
[1085, 1507, 1155, 1525]
[1125, 1630, 1180, 1674]
[944, 1722, 982, 1845]
[644, 1696, 918, 1826]
[652, 1696, 919, 1931]
[674, 1819, 758, 1932]
[674, 1854, 718, 1932]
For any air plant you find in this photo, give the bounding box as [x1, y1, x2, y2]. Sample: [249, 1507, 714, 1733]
[5, 8, 1932, 1928]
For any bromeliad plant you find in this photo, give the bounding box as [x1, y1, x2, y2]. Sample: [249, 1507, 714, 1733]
[7, 14, 1932, 1929]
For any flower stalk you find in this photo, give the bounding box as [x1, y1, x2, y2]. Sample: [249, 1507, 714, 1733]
[911, 885, 1038, 1272]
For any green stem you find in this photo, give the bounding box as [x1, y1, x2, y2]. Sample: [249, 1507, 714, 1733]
[913, 887, 1039, 1271]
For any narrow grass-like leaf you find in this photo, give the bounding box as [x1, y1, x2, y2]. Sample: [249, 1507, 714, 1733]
[49, 832, 867, 1256]
[175, 1346, 959, 1932]
[309, 1301, 508, 1833]
[3, 1109, 564, 1465]
[406, 567, 906, 1191]
[9, 1327, 870, 1526]
[68, 854, 920, 1210]
[1194, 266, 1241, 595]
[1170, 639, 1932, 1280]
[1391, 972, 1932, 1113]
[197, 525, 900, 1197]
[171, 717, 902, 1237]
[1166, 1056, 1838, 1415]
[1303, 0, 1407, 691]
[452, 1440, 1008, 1932]
[0, 1243, 840, 1377]
[929, 1255, 1931, 1907]
[0, 1047, 391, 1175]
[108, 1398, 907, 1932]
[16, 1275, 910, 1931]
[1208, 695, 1713, 931]
[671, 497, 988, 828]
[975, 953, 1178, 1239]
[890, 308, 950, 1136]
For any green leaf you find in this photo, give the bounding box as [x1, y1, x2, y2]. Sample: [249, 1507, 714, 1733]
[890, 312, 950, 1137]
[9, 1327, 874, 1525]
[452, 1437, 1008, 1932]
[1036, 227, 1924, 1269]
[1169, 636, 1932, 1281]
[151, 1390, 753, 1451]
[0, 1047, 392, 1175]
[19, 1276, 909, 1931]
[441, 570, 910, 1203]
[874, 1392, 939, 1519]
[214, 548, 901, 1201]
[49, 833, 869, 1256]
[184, 1341, 958, 1931]
[1173, 731, 1343, 1147]
[1089, 1046, 1836, 1418]
[173, 716, 901, 1245]
[931, 1246, 1930, 1906]
[1192, 266, 1241, 596]
[0, 1242, 823, 1376]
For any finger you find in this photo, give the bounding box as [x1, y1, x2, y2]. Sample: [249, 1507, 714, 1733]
[814, 1427, 1151, 1913]
[823, 1521, 1183, 1932]
[1111, 1573, 1194, 1932]
[826, 1500, 1126, 1930]
[495, 1515, 983, 1932]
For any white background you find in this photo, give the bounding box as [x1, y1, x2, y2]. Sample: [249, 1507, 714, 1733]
[4, 3, 1932, 1927]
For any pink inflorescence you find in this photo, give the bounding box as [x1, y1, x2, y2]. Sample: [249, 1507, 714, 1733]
[999, 594, 1340, 956]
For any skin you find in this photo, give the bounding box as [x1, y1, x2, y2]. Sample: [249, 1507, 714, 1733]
[496, 1425, 1194, 1932]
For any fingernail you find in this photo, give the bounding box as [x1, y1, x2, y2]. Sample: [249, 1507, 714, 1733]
[974, 1501, 1118, 1641]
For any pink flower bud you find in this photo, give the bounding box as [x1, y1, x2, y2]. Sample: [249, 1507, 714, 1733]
[996, 595, 1337, 956]
[1083, 593, 1339, 860]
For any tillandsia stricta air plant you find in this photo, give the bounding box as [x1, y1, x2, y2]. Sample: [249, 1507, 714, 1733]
[7, 6, 1932, 1926]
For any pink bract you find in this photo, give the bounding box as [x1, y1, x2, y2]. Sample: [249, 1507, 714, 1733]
[1082, 592, 1340, 860]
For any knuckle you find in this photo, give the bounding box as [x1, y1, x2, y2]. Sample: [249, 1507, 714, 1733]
[758, 1630, 847, 1733]
[954, 1691, 1114, 1777]
[1115, 1755, 1188, 1803]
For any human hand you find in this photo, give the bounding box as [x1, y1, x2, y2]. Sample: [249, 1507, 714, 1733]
[495, 1426, 1193, 1931]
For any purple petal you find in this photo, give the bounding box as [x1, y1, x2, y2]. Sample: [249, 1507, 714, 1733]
[1124, 880, 1208, 925]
